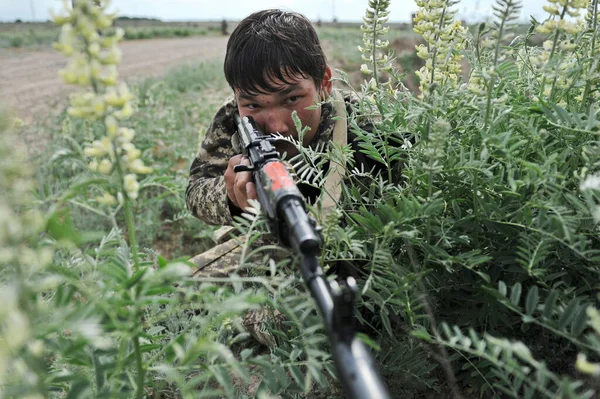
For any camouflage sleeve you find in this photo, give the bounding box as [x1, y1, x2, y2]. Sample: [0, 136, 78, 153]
[185, 96, 241, 226]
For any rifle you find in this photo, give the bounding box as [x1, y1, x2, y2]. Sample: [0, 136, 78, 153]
[233, 113, 391, 399]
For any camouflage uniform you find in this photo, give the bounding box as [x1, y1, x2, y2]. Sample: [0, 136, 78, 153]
[185, 89, 374, 345]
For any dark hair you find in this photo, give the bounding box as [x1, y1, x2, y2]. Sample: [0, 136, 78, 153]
[224, 9, 327, 95]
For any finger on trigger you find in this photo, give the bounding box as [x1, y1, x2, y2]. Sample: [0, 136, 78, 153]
[246, 182, 257, 201]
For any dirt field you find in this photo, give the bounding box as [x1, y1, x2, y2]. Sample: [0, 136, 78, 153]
[0, 36, 229, 120]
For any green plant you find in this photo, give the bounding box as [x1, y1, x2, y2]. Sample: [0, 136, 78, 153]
[319, 0, 600, 397]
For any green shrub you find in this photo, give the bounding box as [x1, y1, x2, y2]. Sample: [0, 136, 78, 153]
[313, 0, 600, 397]
[9, 34, 24, 47]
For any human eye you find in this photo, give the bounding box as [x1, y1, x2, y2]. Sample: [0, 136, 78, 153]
[284, 95, 301, 105]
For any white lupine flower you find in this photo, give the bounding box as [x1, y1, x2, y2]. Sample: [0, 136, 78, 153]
[124, 174, 140, 200]
[128, 159, 152, 175]
[580, 173, 600, 191]
[97, 159, 113, 175]
[118, 127, 135, 142]
[95, 192, 118, 206]
[4, 312, 30, 350]
[413, 0, 466, 98]
[54, 0, 151, 209]
[360, 64, 373, 75]
[84, 137, 112, 158]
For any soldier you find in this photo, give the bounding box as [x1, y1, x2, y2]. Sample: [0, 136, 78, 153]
[185, 9, 384, 344]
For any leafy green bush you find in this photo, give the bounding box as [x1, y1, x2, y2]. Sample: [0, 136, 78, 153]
[122, 26, 207, 41]
[314, 0, 600, 397]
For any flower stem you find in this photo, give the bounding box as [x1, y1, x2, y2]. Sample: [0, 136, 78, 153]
[124, 197, 140, 270]
[134, 333, 145, 399]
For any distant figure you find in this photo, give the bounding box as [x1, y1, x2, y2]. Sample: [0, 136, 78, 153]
[221, 19, 228, 36]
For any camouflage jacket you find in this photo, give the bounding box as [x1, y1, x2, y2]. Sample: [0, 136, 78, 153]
[185, 89, 377, 226]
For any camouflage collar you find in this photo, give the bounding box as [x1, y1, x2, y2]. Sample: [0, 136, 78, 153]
[308, 96, 335, 150]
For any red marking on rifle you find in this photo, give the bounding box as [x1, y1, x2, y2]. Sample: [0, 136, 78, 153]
[264, 162, 294, 191]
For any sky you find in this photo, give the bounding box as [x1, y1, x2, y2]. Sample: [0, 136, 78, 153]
[0, 0, 550, 23]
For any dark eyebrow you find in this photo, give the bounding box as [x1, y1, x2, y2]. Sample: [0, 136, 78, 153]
[238, 84, 301, 101]
[279, 84, 300, 95]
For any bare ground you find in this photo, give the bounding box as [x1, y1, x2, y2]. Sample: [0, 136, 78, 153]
[0, 35, 229, 121]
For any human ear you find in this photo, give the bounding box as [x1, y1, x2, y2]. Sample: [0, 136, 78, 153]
[320, 65, 333, 97]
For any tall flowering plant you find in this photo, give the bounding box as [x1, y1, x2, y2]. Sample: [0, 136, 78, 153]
[532, 0, 593, 102]
[412, 0, 467, 99]
[53, 0, 152, 268]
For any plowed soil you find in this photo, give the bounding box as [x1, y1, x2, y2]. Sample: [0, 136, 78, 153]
[0, 35, 229, 120]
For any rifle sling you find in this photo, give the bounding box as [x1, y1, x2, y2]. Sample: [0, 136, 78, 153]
[320, 90, 347, 214]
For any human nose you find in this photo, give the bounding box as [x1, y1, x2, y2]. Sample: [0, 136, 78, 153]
[257, 108, 289, 135]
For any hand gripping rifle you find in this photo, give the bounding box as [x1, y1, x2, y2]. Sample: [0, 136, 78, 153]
[233, 114, 391, 399]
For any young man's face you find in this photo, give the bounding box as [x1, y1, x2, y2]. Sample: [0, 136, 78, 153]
[235, 66, 333, 157]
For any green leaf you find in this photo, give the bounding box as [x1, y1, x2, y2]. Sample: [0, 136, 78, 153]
[543, 290, 559, 320]
[211, 365, 233, 396]
[557, 298, 579, 331]
[571, 305, 589, 337]
[47, 208, 77, 243]
[65, 380, 90, 399]
[125, 269, 147, 289]
[510, 282, 522, 306]
[102, 261, 128, 283]
[498, 281, 507, 297]
[381, 311, 393, 337]
[289, 365, 305, 390]
[525, 286, 539, 315]
[139, 344, 162, 352]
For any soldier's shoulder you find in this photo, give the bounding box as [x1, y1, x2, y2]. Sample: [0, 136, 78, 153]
[211, 94, 238, 132]
[336, 89, 361, 105]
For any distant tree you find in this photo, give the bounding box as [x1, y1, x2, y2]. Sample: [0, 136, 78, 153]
[15, 19, 22, 23]
[221, 19, 228, 35]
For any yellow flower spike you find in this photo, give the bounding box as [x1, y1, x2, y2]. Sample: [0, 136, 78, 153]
[98, 159, 113, 175]
[88, 160, 99, 172]
[96, 14, 113, 29]
[92, 98, 106, 117]
[118, 127, 135, 142]
[96, 192, 117, 206]
[59, 69, 78, 85]
[105, 116, 118, 138]
[360, 64, 373, 75]
[543, 5, 560, 15]
[76, 70, 91, 87]
[415, 44, 429, 59]
[576, 354, 600, 376]
[105, 84, 132, 107]
[562, 21, 582, 34]
[98, 67, 118, 86]
[67, 106, 84, 118]
[100, 47, 122, 65]
[118, 83, 133, 101]
[100, 136, 113, 154]
[88, 42, 101, 57]
[50, 10, 73, 25]
[126, 146, 142, 162]
[115, 103, 134, 120]
[84, 144, 105, 158]
[536, 22, 553, 35]
[128, 159, 152, 175]
[124, 174, 140, 200]
[105, 90, 122, 107]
